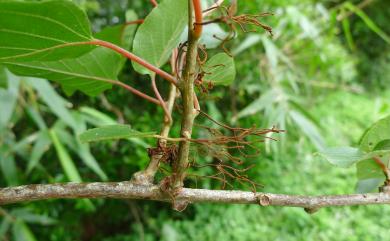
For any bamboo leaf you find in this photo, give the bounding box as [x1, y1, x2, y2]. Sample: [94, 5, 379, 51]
[49, 129, 82, 182]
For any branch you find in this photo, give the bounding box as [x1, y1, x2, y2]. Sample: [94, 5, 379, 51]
[1, 182, 390, 212]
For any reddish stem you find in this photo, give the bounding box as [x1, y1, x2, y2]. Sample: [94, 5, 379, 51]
[151, 75, 172, 122]
[124, 19, 144, 26]
[150, 0, 158, 7]
[373, 157, 390, 181]
[89, 39, 178, 86]
[112, 80, 160, 105]
[193, 0, 203, 38]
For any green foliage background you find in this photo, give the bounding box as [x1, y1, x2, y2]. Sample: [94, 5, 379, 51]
[1, 0, 390, 240]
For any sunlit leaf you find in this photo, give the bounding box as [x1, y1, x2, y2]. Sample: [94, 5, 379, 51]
[6, 20, 138, 96]
[0, 0, 95, 62]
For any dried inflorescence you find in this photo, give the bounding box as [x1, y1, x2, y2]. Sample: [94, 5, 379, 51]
[200, 2, 273, 55]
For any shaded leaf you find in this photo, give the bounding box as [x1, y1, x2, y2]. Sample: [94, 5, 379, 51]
[0, 65, 6, 88]
[236, 89, 278, 119]
[132, 0, 188, 74]
[12, 220, 37, 241]
[49, 129, 82, 182]
[203, 53, 236, 86]
[27, 79, 78, 130]
[344, 2, 390, 44]
[0, 149, 19, 186]
[0, 70, 19, 130]
[27, 130, 51, 174]
[12, 209, 57, 225]
[79, 125, 156, 143]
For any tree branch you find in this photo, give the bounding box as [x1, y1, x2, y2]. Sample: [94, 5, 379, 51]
[1, 182, 390, 213]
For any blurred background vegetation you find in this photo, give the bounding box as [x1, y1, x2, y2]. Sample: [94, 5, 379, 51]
[1, 0, 390, 240]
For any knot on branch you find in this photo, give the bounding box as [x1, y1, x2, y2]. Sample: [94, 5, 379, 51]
[257, 194, 270, 206]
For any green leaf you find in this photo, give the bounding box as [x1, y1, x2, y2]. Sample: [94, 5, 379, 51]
[203, 53, 236, 86]
[318, 147, 390, 168]
[27, 130, 51, 174]
[0, 70, 19, 130]
[342, 16, 356, 51]
[79, 107, 117, 126]
[27, 79, 78, 130]
[12, 220, 37, 241]
[0, 147, 19, 186]
[132, 0, 188, 75]
[344, 2, 390, 44]
[12, 209, 57, 225]
[318, 147, 364, 167]
[70, 112, 108, 180]
[236, 89, 278, 119]
[49, 129, 82, 182]
[359, 115, 390, 152]
[5, 20, 138, 96]
[0, 65, 7, 88]
[0, 0, 95, 62]
[356, 178, 384, 193]
[79, 125, 156, 143]
[290, 110, 325, 151]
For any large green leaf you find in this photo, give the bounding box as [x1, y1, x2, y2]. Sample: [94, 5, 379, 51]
[359, 115, 390, 152]
[0, 0, 94, 62]
[203, 53, 236, 86]
[132, 0, 188, 75]
[79, 125, 156, 143]
[5, 20, 138, 96]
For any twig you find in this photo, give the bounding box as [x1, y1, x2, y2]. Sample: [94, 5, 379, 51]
[151, 75, 172, 123]
[1, 182, 390, 213]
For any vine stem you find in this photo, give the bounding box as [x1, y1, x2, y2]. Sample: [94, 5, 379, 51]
[89, 39, 178, 86]
[150, 0, 158, 7]
[192, 0, 203, 38]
